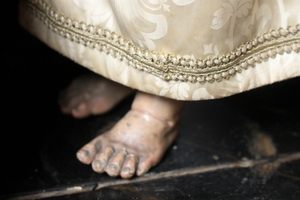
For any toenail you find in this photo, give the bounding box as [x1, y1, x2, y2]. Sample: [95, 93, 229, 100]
[137, 168, 143, 174]
[109, 164, 119, 172]
[137, 167, 147, 176]
[122, 167, 129, 174]
[93, 160, 104, 171]
[77, 150, 89, 157]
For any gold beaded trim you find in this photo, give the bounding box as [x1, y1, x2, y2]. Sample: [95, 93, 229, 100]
[22, 0, 300, 84]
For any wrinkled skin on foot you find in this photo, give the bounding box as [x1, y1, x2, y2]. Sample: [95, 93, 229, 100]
[76, 92, 185, 178]
[59, 74, 133, 118]
[77, 110, 178, 178]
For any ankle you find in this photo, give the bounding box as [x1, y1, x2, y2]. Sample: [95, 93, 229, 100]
[131, 92, 185, 126]
[129, 108, 179, 128]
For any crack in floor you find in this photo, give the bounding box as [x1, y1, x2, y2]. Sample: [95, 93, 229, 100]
[7, 152, 300, 200]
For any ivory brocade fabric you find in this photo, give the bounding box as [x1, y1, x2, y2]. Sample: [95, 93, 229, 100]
[20, 0, 300, 100]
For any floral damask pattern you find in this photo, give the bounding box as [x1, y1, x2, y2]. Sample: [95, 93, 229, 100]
[211, 0, 253, 50]
[155, 78, 190, 100]
[241, 1, 272, 39]
[72, 0, 118, 30]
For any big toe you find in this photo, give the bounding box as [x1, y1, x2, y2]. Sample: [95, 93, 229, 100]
[71, 103, 90, 118]
[136, 157, 156, 176]
[77, 144, 97, 164]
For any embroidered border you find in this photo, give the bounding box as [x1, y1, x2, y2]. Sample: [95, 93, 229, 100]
[22, 0, 300, 84]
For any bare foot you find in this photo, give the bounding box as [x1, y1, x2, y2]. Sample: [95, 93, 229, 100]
[76, 92, 185, 178]
[59, 74, 134, 118]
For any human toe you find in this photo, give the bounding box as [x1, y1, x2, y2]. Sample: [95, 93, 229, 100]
[71, 103, 90, 118]
[121, 154, 137, 179]
[106, 149, 127, 177]
[136, 157, 154, 176]
[92, 146, 114, 173]
[76, 144, 97, 164]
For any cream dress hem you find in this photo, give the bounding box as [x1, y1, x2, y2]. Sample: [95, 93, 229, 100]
[19, 0, 300, 100]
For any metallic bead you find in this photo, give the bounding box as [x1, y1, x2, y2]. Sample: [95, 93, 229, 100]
[246, 44, 252, 50]
[189, 60, 195, 68]
[159, 53, 166, 62]
[268, 49, 276, 58]
[197, 76, 205, 82]
[128, 60, 134, 67]
[180, 58, 186, 66]
[214, 74, 221, 80]
[222, 57, 229, 63]
[276, 46, 284, 55]
[288, 26, 297, 34]
[229, 53, 236, 60]
[80, 22, 87, 31]
[59, 30, 65, 36]
[254, 55, 262, 63]
[105, 30, 111, 39]
[115, 51, 121, 59]
[206, 75, 213, 81]
[130, 46, 135, 54]
[66, 33, 71, 39]
[261, 52, 268, 60]
[241, 62, 248, 69]
[95, 43, 100, 50]
[178, 74, 184, 81]
[228, 68, 235, 75]
[270, 30, 280, 38]
[188, 76, 195, 82]
[97, 27, 103, 35]
[109, 49, 115, 56]
[279, 28, 288, 36]
[119, 37, 124, 45]
[284, 44, 292, 53]
[73, 20, 79, 29]
[80, 38, 85, 45]
[112, 33, 118, 41]
[136, 50, 142, 57]
[234, 66, 242, 73]
[152, 53, 158, 62]
[123, 41, 129, 50]
[222, 71, 229, 77]
[213, 58, 221, 65]
[88, 25, 95, 33]
[206, 59, 213, 67]
[247, 58, 255, 65]
[263, 33, 271, 40]
[172, 57, 179, 65]
[252, 39, 258, 46]
[292, 42, 300, 52]
[236, 49, 242, 56]
[196, 60, 205, 68]
[65, 18, 72, 26]
[101, 44, 107, 52]
[143, 50, 150, 59]
[258, 36, 264, 43]
[60, 16, 65, 23]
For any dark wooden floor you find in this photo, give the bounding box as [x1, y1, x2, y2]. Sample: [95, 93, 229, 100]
[1, 2, 300, 199]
